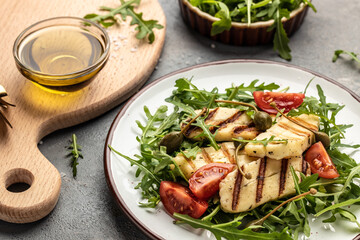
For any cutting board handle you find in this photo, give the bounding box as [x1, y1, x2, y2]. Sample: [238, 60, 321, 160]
[0, 148, 61, 223]
[0, 0, 166, 224]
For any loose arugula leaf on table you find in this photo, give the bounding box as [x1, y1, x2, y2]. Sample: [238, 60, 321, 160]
[84, 0, 163, 43]
[67, 134, 83, 178]
[332, 50, 360, 64]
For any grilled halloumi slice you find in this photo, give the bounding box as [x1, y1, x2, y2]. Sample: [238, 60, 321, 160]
[219, 154, 311, 213]
[173, 142, 236, 179]
[244, 114, 319, 160]
[181, 107, 260, 142]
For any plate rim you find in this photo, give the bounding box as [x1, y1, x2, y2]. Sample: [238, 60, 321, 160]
[103, 59, 360, 240]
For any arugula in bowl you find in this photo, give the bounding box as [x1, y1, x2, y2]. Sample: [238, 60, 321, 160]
[187, 0, 316, 60]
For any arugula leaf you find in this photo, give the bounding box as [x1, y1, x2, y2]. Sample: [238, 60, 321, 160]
[124, 3, 164, 43]
[246, 0, 253, 25]
[137, 105, 168, 143]
[84, 0, 163, 43]
[174, 213, 293, 240]
[315, 198, 360, 217]
[337, 208, 360, 228]
[269, 2, 292, 60]
[290, 166, 310, 237]
[332, 50, 360, 64]
[181, 146, 201, 159]
[212, 2, 232, 35]
[109, 145, 161, 184]
[299, 173, 319, 192]
[233, 135, 288, 146]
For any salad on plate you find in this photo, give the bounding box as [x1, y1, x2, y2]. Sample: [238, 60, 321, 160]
[110, 78, 360, 240]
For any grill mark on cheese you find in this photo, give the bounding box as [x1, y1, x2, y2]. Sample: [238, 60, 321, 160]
[183, 108, 219, 137]
[277, 122, 310, 138]
[221, 143, 235, 164]
[293, 118, 318, 131]
[302, 158, 308, 175]
[233, 126, 257, 134]
[218, 110, 244, 130]
[256, 158, 267, 203]
[184, 124, 197, 137]
[201, 148, 212, 164]
[182, 154, 196, 170]
[232, 167, 243, 210]
[279, 158, 289, 196]
[205, 107, 219, 122]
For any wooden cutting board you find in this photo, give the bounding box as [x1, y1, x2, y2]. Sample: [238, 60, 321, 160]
[0, 0, 166, 223]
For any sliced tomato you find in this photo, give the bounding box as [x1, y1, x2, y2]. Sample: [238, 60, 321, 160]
[253, 91, 305, 114]
[159, 181, 208, 218]
[305, 142, 340, 179]
[189, 163, 235, 200]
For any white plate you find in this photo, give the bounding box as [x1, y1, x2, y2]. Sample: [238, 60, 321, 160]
[104, 60, 360, 240]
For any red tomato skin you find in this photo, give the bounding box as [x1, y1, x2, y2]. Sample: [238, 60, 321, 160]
[305, 142, 340, 179]
[159, 181, 208, 219]
[189, 163, 235, 200]
[253, 91, 305, 114]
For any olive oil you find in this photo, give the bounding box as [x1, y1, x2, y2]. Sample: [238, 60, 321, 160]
[17, 25, 104, 85]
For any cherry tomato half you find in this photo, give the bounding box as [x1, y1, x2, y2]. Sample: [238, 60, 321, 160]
[159, 181, 208, 219]
[189, 163, 235, 200]
[305, 142, 340, 179]
[253, 91, 305, 114]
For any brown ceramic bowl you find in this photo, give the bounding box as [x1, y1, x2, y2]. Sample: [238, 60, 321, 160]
[179, 0, 309, 46]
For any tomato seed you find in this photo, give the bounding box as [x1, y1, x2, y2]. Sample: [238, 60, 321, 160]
[313, 158, 323, 169]
[219, 169, 223, 173]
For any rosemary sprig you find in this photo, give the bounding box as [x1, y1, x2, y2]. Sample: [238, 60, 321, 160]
[67, 134, 83, 178]
[84, 0, 163, 43]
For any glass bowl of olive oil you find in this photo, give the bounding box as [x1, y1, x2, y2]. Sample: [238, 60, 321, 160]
[13, 17, 110, 87]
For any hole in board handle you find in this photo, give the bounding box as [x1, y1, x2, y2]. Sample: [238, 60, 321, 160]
[5, 168, 34, 193]
[7, 182, 31, 193]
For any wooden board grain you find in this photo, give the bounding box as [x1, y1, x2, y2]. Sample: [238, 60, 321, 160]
[0, 0, 166, 223]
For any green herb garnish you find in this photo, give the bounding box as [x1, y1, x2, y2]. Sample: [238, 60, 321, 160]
[84, 0, 163, 43]
[332, 50, 360, 64]
[188, 0, 317, 60]
[67, 134, 83, 178]
[174, 212, 293, 240]
[233, 135, 288, 146]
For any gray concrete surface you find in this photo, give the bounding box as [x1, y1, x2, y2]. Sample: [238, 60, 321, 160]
[1, 0, 360, 239]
